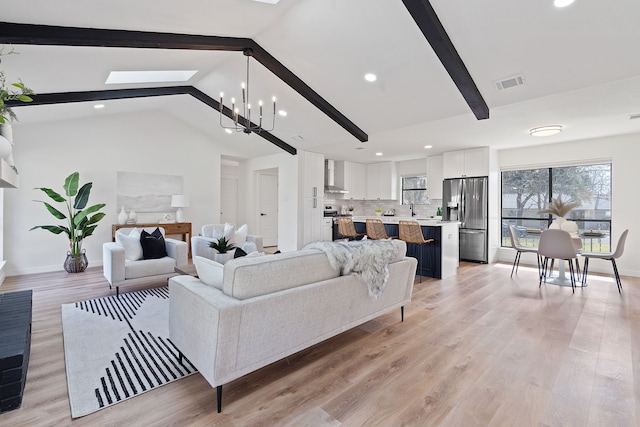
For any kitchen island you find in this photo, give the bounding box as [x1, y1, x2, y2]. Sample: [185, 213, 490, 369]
[334, 216, 459, 279]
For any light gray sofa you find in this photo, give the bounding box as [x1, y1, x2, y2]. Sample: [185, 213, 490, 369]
[103, 226, 188, 296]
[168, 239, 417, 412]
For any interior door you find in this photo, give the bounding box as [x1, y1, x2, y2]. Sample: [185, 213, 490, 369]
[220, 176, 238, 225]
[258, 172, 278, 247]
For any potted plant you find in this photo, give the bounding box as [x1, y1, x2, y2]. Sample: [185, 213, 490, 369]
[31, 172, 106, 273]
[0, 48, 34, 125]
[209, 236, 237, 264]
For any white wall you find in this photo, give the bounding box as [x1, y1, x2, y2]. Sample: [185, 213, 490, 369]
[496, 134, 640, 277]
[241, 152, 299, 252]
[4, 110, 222, 276]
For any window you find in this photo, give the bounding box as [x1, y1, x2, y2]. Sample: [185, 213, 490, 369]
[402, 176, 428, 205]
[501, 163, 612, 252]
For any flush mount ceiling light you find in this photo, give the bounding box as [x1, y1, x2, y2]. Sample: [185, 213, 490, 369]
[530, 125, 563, 137]
[554, 0, 575, 7]
[105, 70, 198, 84]
[424, 145, 433, 149]
[364, 73, 377, 82]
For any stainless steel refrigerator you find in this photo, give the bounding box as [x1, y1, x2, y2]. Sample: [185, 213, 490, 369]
[442, 177, 488, 263]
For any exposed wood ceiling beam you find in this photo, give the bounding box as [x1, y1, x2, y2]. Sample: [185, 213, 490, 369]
[401, 0, 490, 120]
[0, 21, 368, 144]
[6, 86, 297, 155]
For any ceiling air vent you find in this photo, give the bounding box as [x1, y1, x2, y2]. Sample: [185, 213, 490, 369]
[495, 74, 525, 91]
[291, 135, 304, 142]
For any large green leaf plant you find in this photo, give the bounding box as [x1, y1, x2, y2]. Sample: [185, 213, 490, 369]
[31, 172, 106, 255]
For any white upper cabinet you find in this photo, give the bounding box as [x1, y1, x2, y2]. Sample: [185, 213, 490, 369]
[340, 161, 366, 200]
[443, 147, 489, 178]
[366, 161, 397, 200]
[427, 155, 444, 199]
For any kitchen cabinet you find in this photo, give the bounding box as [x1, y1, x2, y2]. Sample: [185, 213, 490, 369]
[299, 151, 325, 246]
[366, 161, 397, 200]
[302, 151, 325, 199]
[337, 161, 366, 200]
[302, 197, 325, 244]
[322, 217, 333, 241]
[427, 155, 443, 199]
[443, 147, 489, 178]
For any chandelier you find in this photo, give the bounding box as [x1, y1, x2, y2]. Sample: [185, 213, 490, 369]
[219, 48, 277, 134]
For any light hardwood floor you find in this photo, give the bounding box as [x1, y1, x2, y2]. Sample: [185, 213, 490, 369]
[1, 261, 638, 426]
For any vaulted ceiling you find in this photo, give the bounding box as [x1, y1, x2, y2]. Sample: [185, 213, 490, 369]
[2, 0, 640, 162]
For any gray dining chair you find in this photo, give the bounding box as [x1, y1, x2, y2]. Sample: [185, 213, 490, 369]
[538, 229, 579, 293]
[508, 225, 540, 278]
[581, 229, 628, 293]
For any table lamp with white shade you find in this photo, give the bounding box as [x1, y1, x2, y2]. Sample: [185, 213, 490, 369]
[171, 194, 190, 223]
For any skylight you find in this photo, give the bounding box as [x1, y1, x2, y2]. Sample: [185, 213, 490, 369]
[105, 70, 198, 84]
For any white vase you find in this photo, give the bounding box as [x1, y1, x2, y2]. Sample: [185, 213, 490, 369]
[128, 210, 137, 223]
[117, 206, 128, 225]
[0, 134, 12, 160]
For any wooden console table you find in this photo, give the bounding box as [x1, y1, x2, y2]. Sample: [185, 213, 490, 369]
[112, 222, 192, 258]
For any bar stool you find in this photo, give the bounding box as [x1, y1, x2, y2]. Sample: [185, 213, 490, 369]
[337, 217, 365, 240]
[399, 220, 434, 282]
[366, 218, 398, 240]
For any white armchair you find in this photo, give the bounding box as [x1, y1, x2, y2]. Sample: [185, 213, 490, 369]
[191, 223, 264, 260]
[103, 226, 188, 296]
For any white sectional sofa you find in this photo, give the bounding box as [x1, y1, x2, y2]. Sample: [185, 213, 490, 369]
[168, 239, 417, 412]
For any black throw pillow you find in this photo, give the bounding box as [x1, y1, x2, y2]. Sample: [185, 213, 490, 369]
[234, 248, 247, 258]
[140, 228, 168, 259]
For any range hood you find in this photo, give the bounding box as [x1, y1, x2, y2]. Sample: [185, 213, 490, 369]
[324, 159, 348, 194]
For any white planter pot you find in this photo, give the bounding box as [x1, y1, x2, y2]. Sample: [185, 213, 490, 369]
[214, 253, 234, 264]
[0, 124, 13, 144]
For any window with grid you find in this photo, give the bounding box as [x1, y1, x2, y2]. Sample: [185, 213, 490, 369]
[501, 163, 612, 252]
[402, 176, 428, 205]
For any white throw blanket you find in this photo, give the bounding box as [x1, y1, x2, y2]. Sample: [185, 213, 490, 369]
[304, 239, 401, 299]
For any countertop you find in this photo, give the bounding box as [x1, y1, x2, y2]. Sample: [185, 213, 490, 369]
[351, 216, 459, 227]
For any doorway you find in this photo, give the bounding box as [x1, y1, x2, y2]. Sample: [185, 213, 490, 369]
[257, 170, 278, 247]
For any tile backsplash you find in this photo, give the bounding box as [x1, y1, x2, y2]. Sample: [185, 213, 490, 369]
[326, 198, 443, 218]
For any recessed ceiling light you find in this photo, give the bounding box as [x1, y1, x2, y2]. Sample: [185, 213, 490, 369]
[94, 104, 105, 109]
[424, 145, 432, 149]
[364, 73, 377, 82]
[105, 70, 198, 84]
[554, 0, 575, 7]
[278, 110, 287, 117]
[225, 129, 233, 134]
[530, 125, 563, 137]
[375, 152, 383, 156]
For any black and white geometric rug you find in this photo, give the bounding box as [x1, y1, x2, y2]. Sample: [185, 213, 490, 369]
[61, 287, 196, 418]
